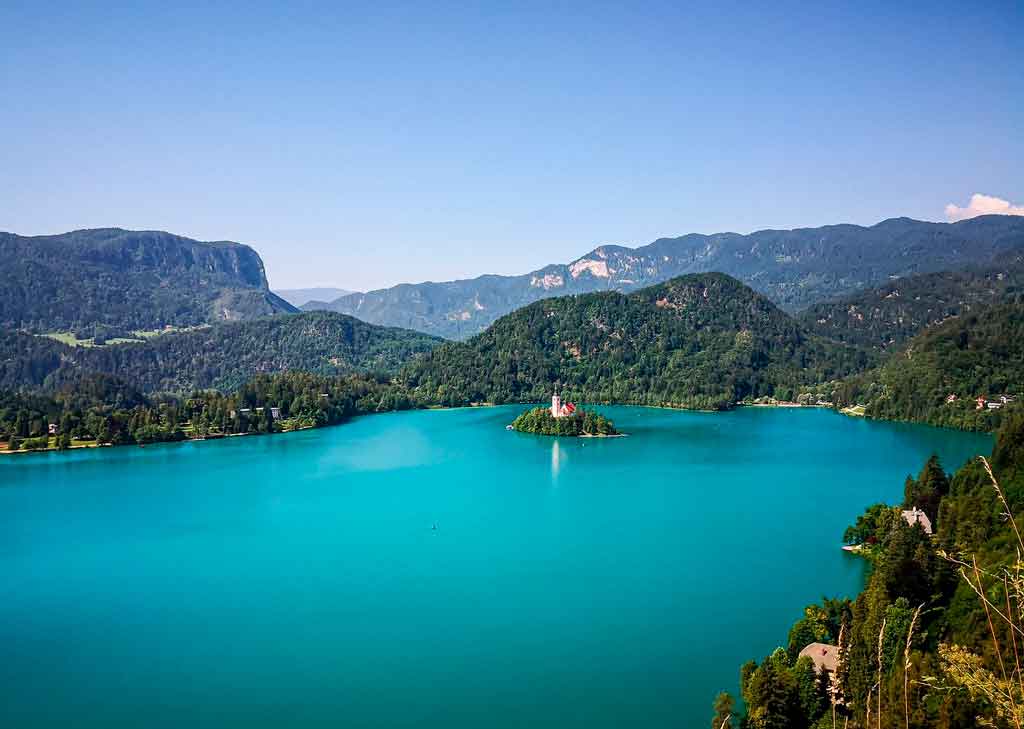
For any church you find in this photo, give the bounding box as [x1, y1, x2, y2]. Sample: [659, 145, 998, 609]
[550, 393, 577, 418]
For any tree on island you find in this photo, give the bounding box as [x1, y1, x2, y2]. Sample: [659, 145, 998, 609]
[509, 406, 619, 436]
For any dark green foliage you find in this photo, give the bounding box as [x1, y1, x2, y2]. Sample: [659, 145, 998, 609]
[403, 273, 871, 410]
[509, 406, 618, 436]
[800, 255, 1024, 351]
[0, 312, 440, 393]
[834, 301, 1024, 431]
[786, 603, 847, 661]
[738, 414, 1024, 729]
[904, 455, 951, 522]
[843, 503, 900, 547]
[741, 648, 807, 729]
[0, 228, 296, 332]
[311, 215, 1024, 339]
[0, 370, 414, 449]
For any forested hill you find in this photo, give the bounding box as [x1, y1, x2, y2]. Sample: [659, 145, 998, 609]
[0, 228, 296, 332]
[401, 273, 872, 409]
[800, 252, 1024, 351]
[0, 311, 440, 393]
[834, 300, 1024, 430]
[309, 215, 1024, 339]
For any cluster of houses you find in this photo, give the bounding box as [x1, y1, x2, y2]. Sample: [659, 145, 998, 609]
[945, 393, 1016, 411]
[229, 407, 281, 419]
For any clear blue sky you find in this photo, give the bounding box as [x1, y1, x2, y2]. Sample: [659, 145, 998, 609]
[2, 1, 1021, 291]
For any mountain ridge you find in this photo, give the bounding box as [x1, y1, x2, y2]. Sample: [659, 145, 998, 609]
[401, 272, 872, 409]
[306, 215, 1024, 339]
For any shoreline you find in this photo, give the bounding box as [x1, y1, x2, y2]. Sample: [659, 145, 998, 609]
[1, 399, 988, 460]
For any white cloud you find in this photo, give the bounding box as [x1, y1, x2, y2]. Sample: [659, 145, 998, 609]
[945, 193, 1024, 222]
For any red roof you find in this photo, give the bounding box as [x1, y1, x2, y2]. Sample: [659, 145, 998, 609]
[565, 402, 576, 413]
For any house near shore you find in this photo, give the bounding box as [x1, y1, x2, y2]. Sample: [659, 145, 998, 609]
[550, 393, 577, 419]
[799, 643, 840, 674]
[902, 507, 933, 535]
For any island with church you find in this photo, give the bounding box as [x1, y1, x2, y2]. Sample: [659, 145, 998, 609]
[508, 394, 621, 437]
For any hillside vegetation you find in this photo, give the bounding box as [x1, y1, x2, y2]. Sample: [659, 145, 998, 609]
[0, 228, 295, 332]
[834, 301, 1024, 430]
[0, 370, 413, 450]
[402, 273, 872, 409]
[0, 311, 440, 393]
[801, 253, 1024, 351]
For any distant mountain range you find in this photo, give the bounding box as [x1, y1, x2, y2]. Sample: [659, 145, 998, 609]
[0, 311, 440, 393]
[402, 272, 871, 409]
[305, 215, 1024, 339]
[0, 228, 296, 333]
[274, 287, 353, 307]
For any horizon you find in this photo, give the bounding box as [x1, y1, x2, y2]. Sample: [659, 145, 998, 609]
[2, 1, 1021, 290]
[4, 211, 1022, 294]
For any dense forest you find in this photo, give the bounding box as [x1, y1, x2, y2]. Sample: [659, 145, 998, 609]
[509, 406, 618, 436]
[0, 228, 296, 332]
[0, 370, 414, 451]
[0, 311, 441, 393]
[833, 302, 1024, 431]
[800, 254, 1024, 351]
[720, 412, 1024, 729]
[401, 273, 873, 410]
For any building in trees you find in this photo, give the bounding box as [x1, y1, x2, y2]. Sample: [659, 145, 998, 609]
[797, 642, 839, 674]
[901, 507, 933, 535]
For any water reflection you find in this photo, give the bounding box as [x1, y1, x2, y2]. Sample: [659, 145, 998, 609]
[551, 439, 562, 480]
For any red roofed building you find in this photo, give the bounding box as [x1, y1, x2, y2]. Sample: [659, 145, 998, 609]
[551, 394, 577, 418]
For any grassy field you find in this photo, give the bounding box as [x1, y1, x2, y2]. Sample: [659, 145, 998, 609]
[38, 325, 209, 348]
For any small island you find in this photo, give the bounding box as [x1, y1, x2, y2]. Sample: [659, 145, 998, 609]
[509, 395, 621, 437]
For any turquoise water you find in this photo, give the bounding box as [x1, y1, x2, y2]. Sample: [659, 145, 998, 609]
[0, 406, 991, 728]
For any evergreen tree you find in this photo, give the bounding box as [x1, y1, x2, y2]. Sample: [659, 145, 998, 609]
[710, 691, 736, 729]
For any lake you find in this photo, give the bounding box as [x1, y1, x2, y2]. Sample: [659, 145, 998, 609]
[0, 406, 992, 728]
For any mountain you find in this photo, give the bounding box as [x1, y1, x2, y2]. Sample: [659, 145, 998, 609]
[0, 228, 296, 333]
[834, 300, 1024, 430]
[0, 311, 440, 393]
[800, 251, 1024, 351]
[274, 287, 353, 307]
[401, 273, 872, 409]
[306, 215, 1024, 339]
